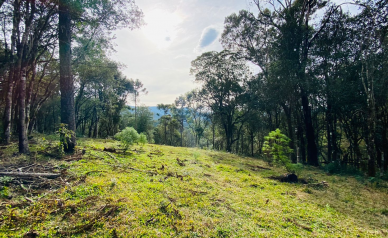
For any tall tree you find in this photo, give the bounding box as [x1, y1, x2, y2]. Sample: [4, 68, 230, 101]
[222, 0, 341, 165]
[131, 79, 147, 130]
[58, 0, 75, 152]
[172, 95, 187, 147]
[191, 51, 253, 152]
[57, 0, 144, 152]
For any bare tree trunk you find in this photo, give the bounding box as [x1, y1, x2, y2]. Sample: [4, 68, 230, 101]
[282, 103, 297, 163]
[25, 65, 36, 132]
[18, 68, 29, 153]
[301, 92, 318, 166]
[59, 0, 76, 152]
[240, 131, 244, 154]
[383, 125, 387, 172]
[212, 121, 215, 149]
[180, 121, 183, 147]
[4, 71, 15, 144]
[250, 130, 254, 156]
[15, 0, 35, 153]
[3, 0, 20, 144]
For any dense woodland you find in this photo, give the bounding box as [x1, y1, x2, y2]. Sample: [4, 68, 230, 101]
[1, 0, 387, 177]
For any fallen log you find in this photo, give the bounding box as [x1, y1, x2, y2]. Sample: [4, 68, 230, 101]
[0, 172, 60, 179]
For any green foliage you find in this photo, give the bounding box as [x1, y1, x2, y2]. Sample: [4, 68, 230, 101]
[138, 133, 148, 146]
[285, 163, 303, 175]
[324, 161, 363, 176]
[1, 137, 388, 237]
[0, 186, 9, 198]
[262, 129, 294, 173]
[57, 123, 75, 155]
[0, 175, 12, 199]
[114, 127, 140, 151]
[193, 151, 200, 160]
[0, 176, 13, 185]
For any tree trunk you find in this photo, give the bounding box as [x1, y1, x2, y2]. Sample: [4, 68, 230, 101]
[18, 67, 29, 153]
[180, 123, 183, 147]
[250, 130, 254, 157]
[212, 121, 215, 149]
[134, 93, 137, 130]
[15, 0, 35, 153]
[3, 0, 20, 144]
[4, 71, 15, 144]
[25, 66, 36, 132]
[240, 132, 244, 154]
[282, 103, 297, 163]
[59, 0, 76, 152]
[301, 93, 318, 166]
[164, 122, 167, 145]
[383, 125, 387, 172]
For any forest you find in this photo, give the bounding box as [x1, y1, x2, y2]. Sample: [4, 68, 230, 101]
[0, 0, 388, 236]
[3, 0, 386, 176]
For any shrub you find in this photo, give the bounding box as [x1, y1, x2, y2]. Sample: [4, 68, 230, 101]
[114, 127, 140, 152]
[57, 123, 75, 156]
[138, 133, 148, 146]
[324, 161, 363, 176]
[262, 129, 295, 173]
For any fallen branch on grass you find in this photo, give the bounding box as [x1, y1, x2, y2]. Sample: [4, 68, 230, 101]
[103, 151, 119, 162]
[127, 167, 158, 175]
[305, 181, 329, 188]
[58, 204, 119, 236]
[0, 172, 60, 179]
[247, 164, 271, 171]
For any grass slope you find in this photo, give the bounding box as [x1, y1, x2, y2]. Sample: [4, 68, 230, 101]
[1, 138, 388, 237]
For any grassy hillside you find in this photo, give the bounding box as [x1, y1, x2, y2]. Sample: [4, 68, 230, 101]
[0, 138, 388, 237]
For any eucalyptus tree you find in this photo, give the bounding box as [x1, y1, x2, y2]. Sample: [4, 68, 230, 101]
[135, 105, 154, 140]
[191, 50, 254, 152]
[58, 0, 144, 152]
[184, 90, 210, 147]
[221, 0, 351, 165]
[171, 95, 187, 147]
[157, 103, 172, 145]
[1, 0, 144, 154]
[1, 0, 58, 152]
[131, 79, 147, 130]
[74, 56, 134, 138]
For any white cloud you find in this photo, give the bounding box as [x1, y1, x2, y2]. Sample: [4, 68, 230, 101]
[110, 0, 252, 106]
[199, 27, 219, 48]
[193, 25, 224, 53]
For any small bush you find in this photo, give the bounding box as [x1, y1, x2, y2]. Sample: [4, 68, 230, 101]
[262, 129, 294, 173]
[0, 186, 10, 198]
[325, 161, 342, 174]
[193, 151, 200, 160]
[57, 123, 75, 155]
[285, 163, 303, 175]
[114, 127, 140, 152]
[138, 133, 148, 146]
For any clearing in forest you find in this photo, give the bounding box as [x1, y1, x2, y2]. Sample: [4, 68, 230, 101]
[0, 138, 387, 237]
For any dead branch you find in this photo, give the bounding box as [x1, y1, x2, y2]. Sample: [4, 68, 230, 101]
[305, 181, 329, 188]
[0, 171, 60, 179]
[103, 151, 119, 162]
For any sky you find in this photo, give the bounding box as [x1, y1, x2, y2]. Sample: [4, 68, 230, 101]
[110, 0, 360, 106]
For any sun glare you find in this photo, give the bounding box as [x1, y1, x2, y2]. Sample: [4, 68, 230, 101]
[142, 9, 183, 49]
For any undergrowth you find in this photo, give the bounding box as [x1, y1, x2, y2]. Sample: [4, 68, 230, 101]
[0, 136, 387, 237]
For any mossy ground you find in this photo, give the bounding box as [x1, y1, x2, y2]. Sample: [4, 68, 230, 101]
[0, 137, 388, 237]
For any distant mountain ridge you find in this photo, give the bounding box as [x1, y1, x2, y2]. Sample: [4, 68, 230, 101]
[127, 106, 166, 120]
[148, 106, 166, 120]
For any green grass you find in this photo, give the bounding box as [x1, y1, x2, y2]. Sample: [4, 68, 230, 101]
[0, 137, 388, 237]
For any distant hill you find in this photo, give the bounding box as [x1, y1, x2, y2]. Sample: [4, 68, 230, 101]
[148, 106, 167, 120]
[127, 106, 168, 121]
